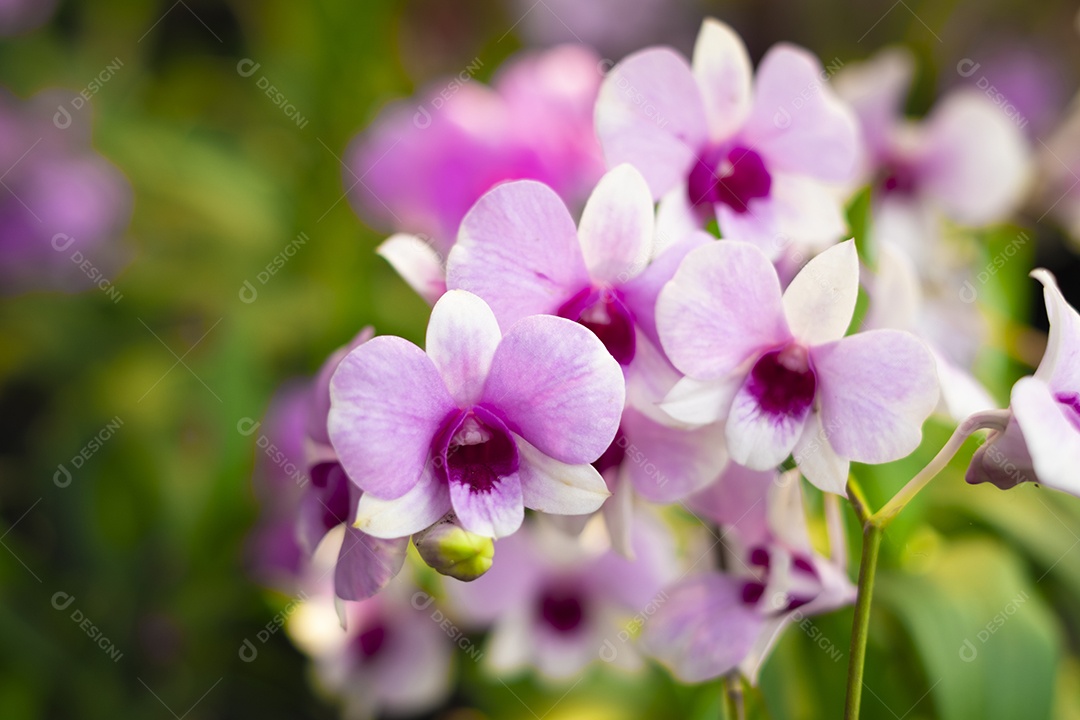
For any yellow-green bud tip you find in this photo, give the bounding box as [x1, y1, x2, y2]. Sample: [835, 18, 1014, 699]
[414, 516, 495, 582]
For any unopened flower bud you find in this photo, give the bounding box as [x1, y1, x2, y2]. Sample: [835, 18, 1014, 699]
[414, 515, 494, 581]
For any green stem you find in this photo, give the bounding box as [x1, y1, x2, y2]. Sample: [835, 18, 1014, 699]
[723, 674, 744, 720]
[843, 519, 883, 720]
[842, 409, 1009, 718]
[872, 410, 1009, 525]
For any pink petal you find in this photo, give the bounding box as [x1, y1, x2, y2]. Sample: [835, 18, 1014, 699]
[920, 91, 1031, 225]
[1032, 269, 1080, 394]
[832, 48, 914, 167]
[642, 573, 764, 683]
[353, 469, 452, 538]
[692, 18, 752, 142]
[516, 434, 611, 515]
[811, 329, 940, 463]
[657, 241, 790, 381]
[619, 407, 728, 502]
[447, 180, 589, 328]
[792, 412, 850, 495]
[688, 462, 773, 544]
[328, 337, 456, 500]
[767, 173, 848, 250]
[376, 233, 447, 305]
[334, 528, 409, 601]
[425, 290, 502, 407]
[660, 374, 741, 426]
[577, 164, 655, 284]
[483, 315, 624, 464]
[782, 239, 859, 346]
[742, 44, 859, 183]
[595, 47, 709, 198]
[620, 231, 713, 349]
[449, 471, 524, 538]
[1012, 377, 1080, 497]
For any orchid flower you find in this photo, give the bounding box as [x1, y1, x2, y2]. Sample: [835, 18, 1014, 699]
[833, 48, 1031, 269]
[657, 239, 940, 494]
[595, 18, 858, 257]
[644, 467, 854, 683]
[347, 45, 605, 303]
[288, 538, 454, 720]
[328, 290, 623, 539]
[248, 328, 409, 602]
[445, 514, 678, 680]
[0, 88, 132, 295]
[967, 270, 1080, 496]
[447, 163, 702, 368]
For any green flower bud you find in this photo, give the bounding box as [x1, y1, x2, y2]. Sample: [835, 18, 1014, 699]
[414, 515, 495, 581]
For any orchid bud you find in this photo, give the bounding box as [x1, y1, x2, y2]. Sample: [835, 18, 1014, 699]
[414, 515, 494, 582]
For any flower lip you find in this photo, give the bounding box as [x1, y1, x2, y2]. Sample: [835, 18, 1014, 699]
[434, 405, 520, 494]
[557, 285, 637, 365]
[1055, 392, 1080, 431]
[748, 344, 817, 420]
[353, 622, 389, 663]
[538, 585, 587, 634]
[687, 145, 772, 212]
[879, 158, 919, 197]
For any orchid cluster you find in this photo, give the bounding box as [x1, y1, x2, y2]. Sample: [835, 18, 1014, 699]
[247, 17, 1080, 719]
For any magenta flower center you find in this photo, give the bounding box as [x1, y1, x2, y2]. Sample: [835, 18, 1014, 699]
[880, 160, 919, 196]
[557, 286, 637, 364]
[538, 586, 586, 634]
[1055, 392, 1080, 431]
[434, 406, 519, 493]
[748, 344, 817, 419]
[352, 623, 389, 662]
[742, 545, 822, 613]
[687, 145, 772, 213]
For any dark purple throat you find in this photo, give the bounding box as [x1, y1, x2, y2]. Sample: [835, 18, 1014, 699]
[688, 145, 772, 213]
[557, 286, 636, 365]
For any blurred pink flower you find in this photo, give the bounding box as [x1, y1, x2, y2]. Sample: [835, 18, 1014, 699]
[644, 467, 854, 683]
[595, 19, 858, 257]
[346, 45, 605, 302]
[445, 513, 678, 679]
[0, 0, 56, 36]
[0, 88, 131, 295]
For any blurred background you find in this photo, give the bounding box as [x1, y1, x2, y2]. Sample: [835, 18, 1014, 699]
[2, 0, 1080, 718]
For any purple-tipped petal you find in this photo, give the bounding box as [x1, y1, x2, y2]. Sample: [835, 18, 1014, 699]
[335, 528, 409, 601]
[377, 233, 447, 305]
[353, 469, 452, 539]
[1032, 269, 1080, 393]
[782, 240, 859, 346]
[692, 18, 752, 141]
[328, 337, 456, 500]
[1011, 377, 1080, 497]
[577, 164, 655, 284]
[595, 47, 709, 198]
[426, 290, 502, 407]
[657, 241, 789, 381]
[516, 435, 611, 515]
[812, 329, 939, 463]
[742, 45, 859, 183]
[643, 573, 764, 683]
[483, 315, 624, 465]
[448, 180, 589, 328]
